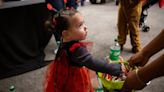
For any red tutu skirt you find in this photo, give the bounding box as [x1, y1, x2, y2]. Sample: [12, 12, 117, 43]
[45, 42, 94, 92]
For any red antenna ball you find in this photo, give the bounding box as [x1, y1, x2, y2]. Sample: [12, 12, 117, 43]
[47, 3, 54, 11]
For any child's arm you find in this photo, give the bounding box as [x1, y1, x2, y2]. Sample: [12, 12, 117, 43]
[70, 46, 122, 76]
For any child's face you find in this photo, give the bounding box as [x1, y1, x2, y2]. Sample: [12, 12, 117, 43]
[65, 13, 88, 41]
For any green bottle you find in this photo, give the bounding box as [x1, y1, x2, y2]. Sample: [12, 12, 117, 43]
[95, 77, 104, 92]
[9, 85, 15, 92]
[109, 39, 120, 61]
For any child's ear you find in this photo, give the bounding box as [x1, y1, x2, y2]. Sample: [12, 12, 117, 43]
[62, 30, 69, 38]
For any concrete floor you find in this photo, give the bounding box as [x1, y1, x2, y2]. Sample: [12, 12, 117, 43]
[0, 0, 164, 92]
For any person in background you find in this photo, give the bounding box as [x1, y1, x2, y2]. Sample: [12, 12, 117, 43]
[44, 9, 122, 92]
[81, 0, 85, 6]
[117, 0, 144, 53]
[45, 0, 79, 42]
[121, 29, 164, 92]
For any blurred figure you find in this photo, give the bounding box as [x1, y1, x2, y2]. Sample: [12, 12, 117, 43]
[117, 0, 143, 53]
[81, 0, 85, 6]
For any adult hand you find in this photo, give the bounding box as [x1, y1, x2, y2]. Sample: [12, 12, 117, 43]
[127, 51, 149, 67]
[120, 70, 146, 92]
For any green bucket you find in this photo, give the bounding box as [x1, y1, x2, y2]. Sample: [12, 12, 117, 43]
[97, 72, 124, 92]
[97, 61, 135, 92]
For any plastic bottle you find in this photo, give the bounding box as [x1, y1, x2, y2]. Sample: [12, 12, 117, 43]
[109, 39, 121, 61]
[9, 85, 15, 92]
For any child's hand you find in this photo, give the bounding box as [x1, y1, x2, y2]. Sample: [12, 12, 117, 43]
[108, 63, 122, 76]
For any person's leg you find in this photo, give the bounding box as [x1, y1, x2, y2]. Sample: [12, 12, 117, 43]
[117, 5, 128, 50]
[128, 1, 142, 53]
[81, 0, 85, 6]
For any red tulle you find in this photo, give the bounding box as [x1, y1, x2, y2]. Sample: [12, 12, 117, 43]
[44, 60, 55, 92]
[44, 42, 94, 92]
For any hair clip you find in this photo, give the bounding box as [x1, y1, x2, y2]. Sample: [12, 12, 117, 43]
[47, 3, 57, 12]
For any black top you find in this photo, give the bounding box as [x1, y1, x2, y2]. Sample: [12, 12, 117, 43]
[58, 41, 122, 76]
[0, 3, 52, 79]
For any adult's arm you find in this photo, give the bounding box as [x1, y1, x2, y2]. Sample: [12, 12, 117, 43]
[128, 29, 164, 66]
[121, 54, 164, 92]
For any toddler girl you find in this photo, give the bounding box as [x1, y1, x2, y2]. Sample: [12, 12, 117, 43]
[45, 9, 122, 92]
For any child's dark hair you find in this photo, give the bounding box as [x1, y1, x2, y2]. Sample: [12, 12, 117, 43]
[45, 9, 78, 37]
